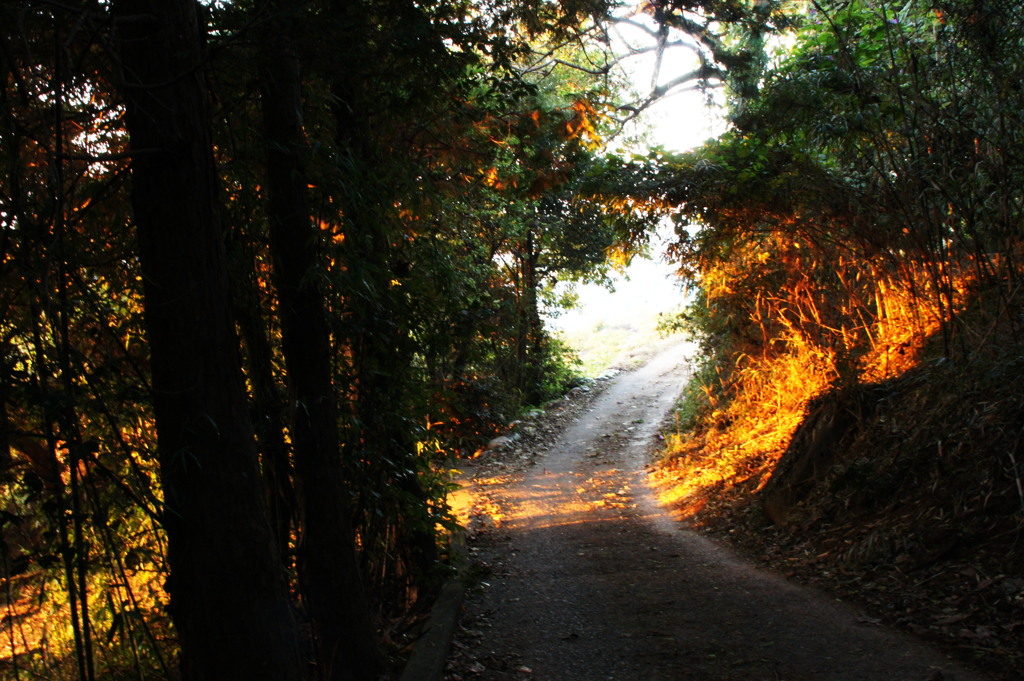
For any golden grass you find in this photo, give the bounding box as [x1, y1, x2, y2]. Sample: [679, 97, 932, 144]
[1, 565, 171, 678]
[655, 257, 970, 525]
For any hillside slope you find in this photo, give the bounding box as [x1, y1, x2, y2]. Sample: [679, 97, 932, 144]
[657, 340, 1024, 680]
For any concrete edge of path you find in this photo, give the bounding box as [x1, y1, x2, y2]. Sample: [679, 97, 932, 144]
[399, 530, 468, 681]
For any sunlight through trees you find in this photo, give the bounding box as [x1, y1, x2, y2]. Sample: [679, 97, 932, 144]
[3, 0, 1023, 679]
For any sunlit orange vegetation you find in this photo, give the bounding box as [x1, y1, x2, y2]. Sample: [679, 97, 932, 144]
[654, 230, 977, 524]
[1, 435, 172, 678]
[1, 553, 172, 676]
[652, 330, 834, 521]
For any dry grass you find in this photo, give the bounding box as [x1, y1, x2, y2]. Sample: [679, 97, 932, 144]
[1, 565, 172, 680]
[654, 258, 964, 525]
[557, 316, 680, 378]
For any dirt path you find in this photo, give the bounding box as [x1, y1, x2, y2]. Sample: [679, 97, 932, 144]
[447, 342, 990, 681]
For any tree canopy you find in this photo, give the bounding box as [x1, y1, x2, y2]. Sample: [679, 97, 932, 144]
[0, 0, 679, 678]
[6, 0, 1023, 678]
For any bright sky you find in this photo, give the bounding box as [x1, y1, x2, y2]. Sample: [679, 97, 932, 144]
[613, 9, 728, 153]
[548, 15, 725, 337]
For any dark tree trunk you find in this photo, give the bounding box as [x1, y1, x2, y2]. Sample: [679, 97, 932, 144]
[257, 6, 380, 680]
[0, 357, 12, 473]
[316, 0, 438, 614]
[227, 235, 295, 563]
[522, 229, 544, 404]
[112, 2, 302, 680]
[514, 228, 544, 404]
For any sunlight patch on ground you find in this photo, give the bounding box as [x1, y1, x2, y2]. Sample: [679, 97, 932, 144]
[579, 469, 636, 512]
[456, 466, 651, 534]
[513, 470, 592, 530]
[449, 475, 513, 534]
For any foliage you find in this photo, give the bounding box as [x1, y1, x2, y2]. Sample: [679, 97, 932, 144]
[0, 0, 669, 677]
[658, 0, 1024, 466]
[0, 4, 171, 678]
[647, 9, 1024, 667]
[635, 10, 1024, 674]
[524, 333, 585, 405]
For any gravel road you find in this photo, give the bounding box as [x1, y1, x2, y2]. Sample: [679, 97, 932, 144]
[446, 342, 989, 681]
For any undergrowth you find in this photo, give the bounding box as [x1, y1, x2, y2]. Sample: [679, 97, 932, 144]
[655, 276, 1024, 680]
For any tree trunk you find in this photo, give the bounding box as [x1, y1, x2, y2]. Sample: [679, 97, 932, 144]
[257, 6, 380, 680]
[517, 228, 545, 404]
[112, 2, 302, 680]
[227, 234, 295, 564]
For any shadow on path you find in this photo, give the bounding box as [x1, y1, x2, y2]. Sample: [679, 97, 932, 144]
[448, 343, 988, 681]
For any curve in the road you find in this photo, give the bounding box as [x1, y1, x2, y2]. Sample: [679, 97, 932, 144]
[450, 342, 987, 681]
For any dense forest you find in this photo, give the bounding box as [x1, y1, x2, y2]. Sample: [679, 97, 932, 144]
[1, 0, 1022, 679]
